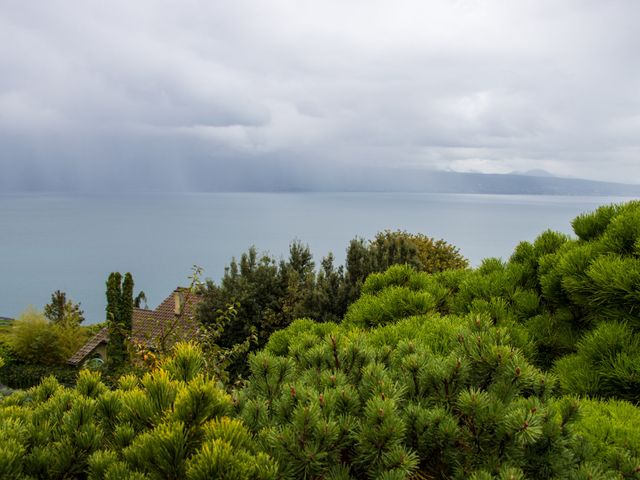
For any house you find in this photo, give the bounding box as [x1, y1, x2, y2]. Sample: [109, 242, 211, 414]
[68, 288, 203, 367]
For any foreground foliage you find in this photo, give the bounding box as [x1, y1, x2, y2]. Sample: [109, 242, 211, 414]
[3, 332, 638, 479]
[0, 343, 277, 480]
[238, 315, 639, 479]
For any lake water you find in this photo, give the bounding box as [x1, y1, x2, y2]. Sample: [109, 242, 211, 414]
[0, 193, 633, 323]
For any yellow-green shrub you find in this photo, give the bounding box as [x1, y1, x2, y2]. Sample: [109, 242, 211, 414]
[0, 343, 278, 479]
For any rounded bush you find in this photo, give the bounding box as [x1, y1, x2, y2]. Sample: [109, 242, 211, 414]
[343, 286, 436, 328]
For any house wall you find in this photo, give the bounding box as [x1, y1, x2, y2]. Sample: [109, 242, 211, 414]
[93, 344, 108, 362]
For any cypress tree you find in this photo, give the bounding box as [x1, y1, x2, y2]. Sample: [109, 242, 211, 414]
[122, 273, 134, 333]
[106, 272, 133, 369]
[106, 272, 122, 325]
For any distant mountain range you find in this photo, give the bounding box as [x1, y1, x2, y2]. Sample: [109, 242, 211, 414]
[510, 169, 556, 178]
[3, 159, 639, 196]
[217, 167, 640, 196]
[179, 159, 640, 196]
[336, 169, 640, 196]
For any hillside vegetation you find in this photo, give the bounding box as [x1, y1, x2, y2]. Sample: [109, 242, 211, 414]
[2, 201, 640, 479]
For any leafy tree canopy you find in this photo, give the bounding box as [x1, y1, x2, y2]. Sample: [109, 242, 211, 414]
[5, 307, 86, 366]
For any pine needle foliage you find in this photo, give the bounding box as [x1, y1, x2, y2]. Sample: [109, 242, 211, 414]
[343, 286, 437, 328]
[0, 343, 278, 479]
[239, 314, 587, 479]
[377, 200, 640, 402]
[554, 322, 640, 402]
[566, 398, 640, 478]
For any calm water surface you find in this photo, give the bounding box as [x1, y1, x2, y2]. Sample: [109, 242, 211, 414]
[0, 193, 632, 322]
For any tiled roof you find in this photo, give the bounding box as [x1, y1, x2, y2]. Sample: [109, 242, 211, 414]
[68, 327, 109, 365]
[130, 289, 201, 348]
[68, 288, 203, 366]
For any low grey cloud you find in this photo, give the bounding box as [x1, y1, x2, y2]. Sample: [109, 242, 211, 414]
[1, 0, 639, 189]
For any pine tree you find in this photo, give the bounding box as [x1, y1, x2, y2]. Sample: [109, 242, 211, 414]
[0, 344, 279, 479]
[238, 312, 589, 479]
[44, 290, 85, 326]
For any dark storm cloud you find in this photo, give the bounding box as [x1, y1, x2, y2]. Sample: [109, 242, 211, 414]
[1, 0, 639, 189]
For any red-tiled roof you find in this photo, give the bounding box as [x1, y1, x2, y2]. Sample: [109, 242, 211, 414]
[131, 289, 201, 349]
[68, 288, 203, 366]
[68, 327, 109, 365]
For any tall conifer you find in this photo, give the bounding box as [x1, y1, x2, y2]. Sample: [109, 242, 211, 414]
[106, 272, 133, 369]
[122, 273, 134, 332]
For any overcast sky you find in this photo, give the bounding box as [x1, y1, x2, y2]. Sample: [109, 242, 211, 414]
[1, 0, 639, 190]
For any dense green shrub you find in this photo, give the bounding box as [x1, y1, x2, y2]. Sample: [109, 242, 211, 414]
[571, 203, 628, 241]
[568, 398, 640, 478]
[0, 362, 78, 389]
[509, 229, 571, 291]
[389, 200, 640, 374]
[0, 343, 278, 479]
[343, 286, 436, 328]
[0, 342, 13, 366]
[5, 307, 64, 365]
[545, 201, 640, 323]
[448, 259, 527, 318]
[4, 307, 87, 367]
[362, 264, 453, 314]
[239, 314, 592, 479]
[524, 310, 580, 369]
[235, 254, 640, 478]
[6, 326, 638, 479]
[554, 322, 640, 402]
[582, 255, 640, 326]
[361, 264, 434, 295]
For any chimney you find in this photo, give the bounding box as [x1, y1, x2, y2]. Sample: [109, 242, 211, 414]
[174, 291, 183, 315]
